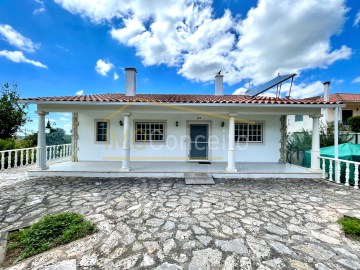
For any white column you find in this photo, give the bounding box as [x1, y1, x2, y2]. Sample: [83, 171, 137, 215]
[334, 107, 340, 183]
[310, 114, 322, 170]
[121, 113, 131, 171]
[226, 113, 237, 172]
[36, 111, 49, 170]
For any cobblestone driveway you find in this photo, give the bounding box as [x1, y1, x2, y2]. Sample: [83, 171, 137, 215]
[1, 177, 360, 270]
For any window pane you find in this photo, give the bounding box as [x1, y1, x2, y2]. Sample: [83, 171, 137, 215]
[135, 122, 165, 142]
[96, 121, 107, 141]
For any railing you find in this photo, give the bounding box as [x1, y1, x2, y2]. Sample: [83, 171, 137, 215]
[319, 156, 359, 189]
[0, 144, 71, 171]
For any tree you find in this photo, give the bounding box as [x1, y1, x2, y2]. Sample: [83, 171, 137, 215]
[0, 83, 29, 139]
[46, 128, 71, 145]
[348, 116, 360, 132]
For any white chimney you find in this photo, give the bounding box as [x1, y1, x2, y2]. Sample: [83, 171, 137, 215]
[215, 74, 224, 95]
[323, 81, 330, 101]
[125, 68, 137, 96]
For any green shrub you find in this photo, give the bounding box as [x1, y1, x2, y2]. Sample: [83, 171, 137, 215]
[338, 216, 360, 237]
[348, 116, 360, 132]
[6, 212, 96, 263]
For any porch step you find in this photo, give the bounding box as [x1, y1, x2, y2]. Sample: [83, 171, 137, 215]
[184, 173, 215, 185]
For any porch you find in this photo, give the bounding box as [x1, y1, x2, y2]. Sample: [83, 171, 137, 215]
[27, 161, 321, 179]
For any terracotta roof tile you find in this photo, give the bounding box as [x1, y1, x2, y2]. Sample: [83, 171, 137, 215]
[22, 93, 340, 105]
[329, 93, 360, 102]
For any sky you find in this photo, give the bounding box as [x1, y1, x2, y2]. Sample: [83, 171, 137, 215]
[0, 0, 359, 134]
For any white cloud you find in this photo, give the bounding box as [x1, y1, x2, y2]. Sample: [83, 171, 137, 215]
[354, 11, 360, 27]
[95, 59, 114, 76]
[59, 117, 70, 121]
[0, 50, 47, 68]
[63, 124, 72, 134]
[233, 81, 324, 99]
[113, 71, 119, 80]
[55, 0, 351, 85]
[352, 76, 360, 83]
[0, 24, 39, 52]
[76, 90, 84, 95]
[33, 7, 46, 15]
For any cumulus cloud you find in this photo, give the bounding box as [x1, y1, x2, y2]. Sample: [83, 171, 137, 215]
[95, 59, 114, 76]
[0, 24, 39, 52]
[76, 90, 84, 95]
[0, 50, 47, 68]
[113, 71, 119, 80]
[55, 0, 352, 85]
[352, 76, 360, 83]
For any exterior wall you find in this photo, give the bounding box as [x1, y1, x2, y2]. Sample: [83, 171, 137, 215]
[77, 111, 281, 163]
[287, 115, 313, 133]
[287, 102, 360, 133]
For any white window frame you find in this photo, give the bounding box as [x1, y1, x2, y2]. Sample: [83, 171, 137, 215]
[134, 121, 166, 142]
[235, 122, 263, 143]
[94, 120, 109, 143]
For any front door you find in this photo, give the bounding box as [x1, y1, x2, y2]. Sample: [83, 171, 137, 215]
[189, 124, 208, 160]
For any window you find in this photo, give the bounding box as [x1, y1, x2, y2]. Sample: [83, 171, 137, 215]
[235, 122, 263, 142]
[342, 110, 353, 124]
[135, 122, 165, 142]
[95, 121, 108, 142]
[295, 115, 303, 122]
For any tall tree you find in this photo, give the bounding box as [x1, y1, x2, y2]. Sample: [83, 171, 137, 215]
[0, 83, 29, 139]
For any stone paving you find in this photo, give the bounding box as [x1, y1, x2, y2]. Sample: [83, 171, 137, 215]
[0, 158, 70, 189]
[1, 176, 360, 270]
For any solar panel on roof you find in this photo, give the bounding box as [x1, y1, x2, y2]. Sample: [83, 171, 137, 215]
[248, 74, 296, 97]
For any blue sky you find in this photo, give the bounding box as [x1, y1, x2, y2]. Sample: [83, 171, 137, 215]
[0, 0, 359, 134]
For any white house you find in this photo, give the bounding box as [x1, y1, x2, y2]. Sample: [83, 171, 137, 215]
[21, 68, 344, 177]
[288, 82, 360, 133]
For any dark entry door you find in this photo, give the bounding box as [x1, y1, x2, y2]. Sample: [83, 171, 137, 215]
[189, 124, 208, 160]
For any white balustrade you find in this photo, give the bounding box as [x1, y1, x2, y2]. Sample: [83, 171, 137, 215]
[319, 156, 360, 189]
[0, 143, 71, 171]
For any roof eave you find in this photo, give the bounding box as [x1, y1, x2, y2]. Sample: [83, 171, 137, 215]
[19, 99, 345, 108]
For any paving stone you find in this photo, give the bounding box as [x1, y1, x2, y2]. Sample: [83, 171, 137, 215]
[293, 243, 335, 261]
[141, 253, 155, 267]
[246, 236, 271, 259]
[337, 258, 360, 270]
[264, 223, 289, 235]
[189, 248, 222, 270]
[267, 240, 297, 256]
[222, 255, 236, 270]
[238, 257, 252, 270]
[36, 259, 76, 270]
[262, 258, 286, 269]
[215, 239, 248, 255]
[155, 262, 183, 270]
[288, 259, 314, 270]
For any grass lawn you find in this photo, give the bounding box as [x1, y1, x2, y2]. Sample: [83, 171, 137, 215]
[3, 212, 96, 267]
[338, 216, 360, 240]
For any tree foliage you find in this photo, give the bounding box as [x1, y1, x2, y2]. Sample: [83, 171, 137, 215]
[348, 116, 360, 132]
[286, 121, 353, 163]
[46, 128, 71, 146]
[0, 83, 29, 139]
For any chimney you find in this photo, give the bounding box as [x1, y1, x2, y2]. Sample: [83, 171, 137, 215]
[215, 74, 224, 95]
[125, 68, 137, 96]
[323, 81, 330, 101]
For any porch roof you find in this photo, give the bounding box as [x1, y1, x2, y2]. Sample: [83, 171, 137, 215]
[21, 93, 342, 106]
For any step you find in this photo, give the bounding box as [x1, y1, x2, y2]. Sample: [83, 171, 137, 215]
[184, 173, 215, 185]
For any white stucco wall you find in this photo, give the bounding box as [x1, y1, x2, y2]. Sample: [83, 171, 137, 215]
[77, 111, 281, 163]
